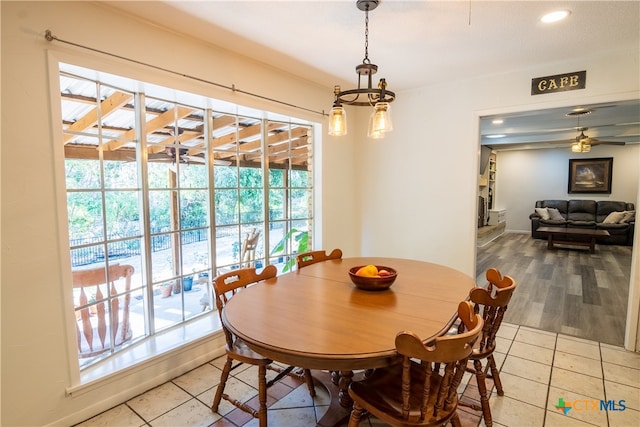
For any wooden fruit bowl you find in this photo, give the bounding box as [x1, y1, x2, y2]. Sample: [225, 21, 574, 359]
[348, 266, 397, 291]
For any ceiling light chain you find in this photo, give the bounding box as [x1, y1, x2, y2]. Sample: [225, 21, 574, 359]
[363, 4, 370, 64]
[328, 0, 396, 138]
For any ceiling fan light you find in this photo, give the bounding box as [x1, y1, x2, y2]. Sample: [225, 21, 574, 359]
[581, 141, 591, 152]
[328, 105, 347, 136]
[571, 142, 582, 153]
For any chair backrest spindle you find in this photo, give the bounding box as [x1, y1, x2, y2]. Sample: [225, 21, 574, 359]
[72, 264, 134, 357]
[393, 301, 483, 422]
[212, 265, 278, 347]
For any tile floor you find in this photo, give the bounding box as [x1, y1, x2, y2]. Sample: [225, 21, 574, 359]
[75, 323, 640, 427]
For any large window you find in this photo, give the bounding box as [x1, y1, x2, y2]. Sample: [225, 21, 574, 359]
[60, 64, 314, 369]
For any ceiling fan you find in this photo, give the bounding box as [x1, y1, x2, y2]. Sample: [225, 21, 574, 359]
[148, 147, 232, 165]
[571, 127, 625, 153]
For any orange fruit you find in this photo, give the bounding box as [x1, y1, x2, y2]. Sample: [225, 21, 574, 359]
[355, 265, 378, 277]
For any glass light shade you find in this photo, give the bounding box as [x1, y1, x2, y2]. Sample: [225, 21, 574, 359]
[328, 105, 347, 136]
[368, 126, 385, 139]
[571, 141, 591, 153]
[369, 102, 393, 135]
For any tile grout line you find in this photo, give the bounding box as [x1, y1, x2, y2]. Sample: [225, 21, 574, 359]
[598, 342, 610, 427]
[541, 330, 558, 427]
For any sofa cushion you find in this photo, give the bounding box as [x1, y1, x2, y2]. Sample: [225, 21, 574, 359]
[568, 200, 597, 222]
[603, 211, 627, 224]
[597, 201, 628, 222]
[547, 208, 565, 221]
[620, 210, 636, 223]
[535, 207, 550, 220]
[597, 222, 630, 230]
[540, 219, 567, 226]
[537, 200, 568, 214]
[568, 220, 596, 228]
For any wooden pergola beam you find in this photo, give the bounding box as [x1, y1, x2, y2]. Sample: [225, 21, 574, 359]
[63, 91, 133, 144]
[104, 106, 194, 151]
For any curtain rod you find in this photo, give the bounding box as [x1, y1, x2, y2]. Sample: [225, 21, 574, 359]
[44, 30, 327, 117]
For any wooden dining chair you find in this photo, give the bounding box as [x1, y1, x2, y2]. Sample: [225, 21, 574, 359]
[211, 265, 314, 426]
[72, 264, 134, 358]
[347, 301, 483, 427]
[458, 267, 517, 427]
[240, 228, 260, 268]
[295, 248, 342, 269]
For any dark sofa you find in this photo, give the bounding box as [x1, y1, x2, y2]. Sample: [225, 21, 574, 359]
[529, 199, 635, 245]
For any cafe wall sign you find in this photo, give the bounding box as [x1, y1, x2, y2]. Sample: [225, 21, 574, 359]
[531, 70, 586, 95]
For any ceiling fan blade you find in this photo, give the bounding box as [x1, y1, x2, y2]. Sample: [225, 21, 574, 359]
[590, 140, 626, 146]
[182, 155, 206, 163]
[181, 155, 232, 166]
[147, 154, 173, 162]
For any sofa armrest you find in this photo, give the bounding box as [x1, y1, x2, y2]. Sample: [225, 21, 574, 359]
[531, 216, 541, 238]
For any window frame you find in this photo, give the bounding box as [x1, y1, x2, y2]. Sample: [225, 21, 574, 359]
[53, 58, 317, 385]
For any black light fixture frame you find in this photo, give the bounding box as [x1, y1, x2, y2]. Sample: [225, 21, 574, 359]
[332, 0, 396, 108]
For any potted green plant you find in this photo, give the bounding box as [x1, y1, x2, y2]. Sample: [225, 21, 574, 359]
[270, 228, 309, 272]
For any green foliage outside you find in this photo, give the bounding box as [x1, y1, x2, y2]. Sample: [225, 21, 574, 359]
[66, 158, 311, 267]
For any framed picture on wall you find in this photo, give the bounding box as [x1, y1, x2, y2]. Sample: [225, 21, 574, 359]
[568, 157, 613, 194]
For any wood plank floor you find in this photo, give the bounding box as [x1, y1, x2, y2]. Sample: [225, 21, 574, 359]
[476, 232, 632, 346]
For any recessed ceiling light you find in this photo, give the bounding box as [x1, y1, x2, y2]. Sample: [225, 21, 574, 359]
[541, 10, 571, 24]
[492, 119, 504, 125]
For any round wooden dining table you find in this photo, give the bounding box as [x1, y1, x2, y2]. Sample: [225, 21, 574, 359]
[221, 257, 476, 426]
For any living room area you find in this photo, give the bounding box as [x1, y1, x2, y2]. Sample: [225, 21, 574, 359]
[476, 106, 638, 346]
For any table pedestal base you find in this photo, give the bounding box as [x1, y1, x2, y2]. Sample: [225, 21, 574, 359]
[314, 370, 353, 427]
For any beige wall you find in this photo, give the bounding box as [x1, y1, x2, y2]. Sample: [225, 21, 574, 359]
[1, 1, 639, 426]
[1, 2, 357, 425]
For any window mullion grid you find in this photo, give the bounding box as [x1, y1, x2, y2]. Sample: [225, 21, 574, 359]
[261, 120, 270, 264]
[172, 107, 186, 322]
[205, 109, 217, 278]
[136, 92, 156, 336]
[95, 80, 118, 354]
[234, 116, 242, 263]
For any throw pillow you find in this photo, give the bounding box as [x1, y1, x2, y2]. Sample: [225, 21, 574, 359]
[620, 210, 636, 224]
[603, 211, 626, 224]
[547, 208, 565, 221]
[535, 207, 550, 220]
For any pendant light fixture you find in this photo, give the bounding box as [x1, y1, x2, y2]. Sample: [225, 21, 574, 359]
[328, 0, 396, 138]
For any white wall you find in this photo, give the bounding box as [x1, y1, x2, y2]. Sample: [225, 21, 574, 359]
[2, 1, 639, 426]
[495, 145, 640, 233]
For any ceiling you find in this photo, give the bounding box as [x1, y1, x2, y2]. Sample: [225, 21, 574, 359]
[102, 1, 640, 150]
[480, 99, 640, 151]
